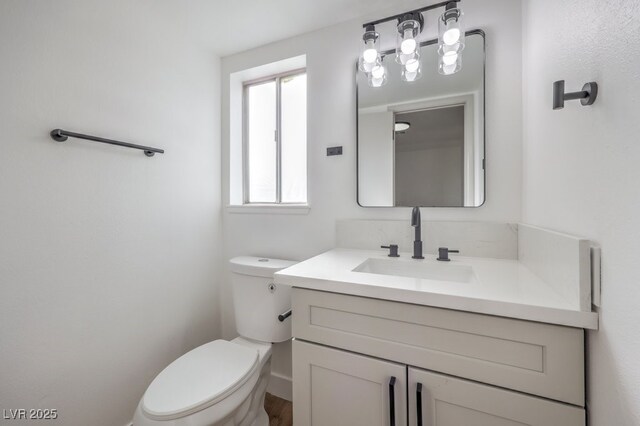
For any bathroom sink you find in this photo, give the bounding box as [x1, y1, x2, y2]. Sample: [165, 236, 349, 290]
[353, 258, 476, 283]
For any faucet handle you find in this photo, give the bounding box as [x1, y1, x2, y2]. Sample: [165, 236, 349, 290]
[381, 244, 400, 257]
[437, 247, 459, 262]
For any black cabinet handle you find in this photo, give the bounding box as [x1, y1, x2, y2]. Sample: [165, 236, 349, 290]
[389, 376, 396, 426]
[416, 382, 423, 426]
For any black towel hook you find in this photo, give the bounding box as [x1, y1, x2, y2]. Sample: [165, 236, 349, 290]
[552, 80, 598, 110]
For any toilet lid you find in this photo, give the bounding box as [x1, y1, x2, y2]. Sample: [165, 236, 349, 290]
[142, 340, 259, 419]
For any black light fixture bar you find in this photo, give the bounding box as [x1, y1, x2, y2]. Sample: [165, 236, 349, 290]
[50, 129, 164, 157]
[362, 0, 460, 28]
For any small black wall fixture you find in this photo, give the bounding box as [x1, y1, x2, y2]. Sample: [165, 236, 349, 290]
[552, 80, 598, 110]
[50, 129, 164, 157]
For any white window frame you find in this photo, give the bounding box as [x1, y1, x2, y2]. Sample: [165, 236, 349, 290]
[242, 68, 307, 205]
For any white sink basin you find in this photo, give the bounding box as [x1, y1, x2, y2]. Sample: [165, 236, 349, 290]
[353, 258, 476, 283]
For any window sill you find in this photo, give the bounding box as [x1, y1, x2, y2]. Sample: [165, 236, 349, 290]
[226, 204, 310, 215]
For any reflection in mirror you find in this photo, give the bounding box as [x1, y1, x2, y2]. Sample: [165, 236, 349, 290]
[357, 31, 485, 207]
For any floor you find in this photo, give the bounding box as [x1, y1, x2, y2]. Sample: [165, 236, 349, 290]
[264, 393, 293, 426]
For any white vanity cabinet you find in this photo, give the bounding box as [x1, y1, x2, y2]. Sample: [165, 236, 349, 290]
[291, 288, 586, 426]
[293, 340, 406, 426]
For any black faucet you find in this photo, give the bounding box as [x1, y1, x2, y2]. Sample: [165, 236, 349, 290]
[411, 207, 424, 259]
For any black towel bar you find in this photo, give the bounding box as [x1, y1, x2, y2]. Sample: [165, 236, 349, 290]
[50, 129, 164, 157]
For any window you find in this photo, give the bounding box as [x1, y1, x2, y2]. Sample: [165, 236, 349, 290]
[244, 70, 307, 204]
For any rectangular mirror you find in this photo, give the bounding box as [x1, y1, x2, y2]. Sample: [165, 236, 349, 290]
[357, 30, 485, 207]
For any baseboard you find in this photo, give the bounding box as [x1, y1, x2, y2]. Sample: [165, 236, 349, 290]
[267, 371, 292, 401]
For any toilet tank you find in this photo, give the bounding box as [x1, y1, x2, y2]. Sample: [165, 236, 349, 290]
[229, 256, 297, 343]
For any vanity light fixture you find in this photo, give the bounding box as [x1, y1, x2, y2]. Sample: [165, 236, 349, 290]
[360, 0, 463, 87]
[438, 3, 464, 75]
[359, 25, 388, 87]
[359, 25, 381, 73]
[396, 13, 424, 82]
[396, 13, 423, 62]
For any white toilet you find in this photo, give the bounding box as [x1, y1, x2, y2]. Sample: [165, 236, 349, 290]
[132, 256, 297, 426]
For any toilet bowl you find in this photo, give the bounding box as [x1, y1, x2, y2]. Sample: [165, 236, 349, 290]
[132, 256, 296, 426]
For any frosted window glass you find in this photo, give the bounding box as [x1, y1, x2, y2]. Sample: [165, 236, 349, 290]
[247, 81, 276, 203]
[280, 74, 307, 203]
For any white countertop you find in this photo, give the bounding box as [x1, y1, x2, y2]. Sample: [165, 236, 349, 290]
[275, 248, 598, 330]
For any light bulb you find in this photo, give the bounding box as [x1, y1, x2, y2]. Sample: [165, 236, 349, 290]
[369, 73, 386, 87]
[438, 51, 462, 75]
[443, 28, 460, 45]
[368, 62, 387, 87]
[405, 58, 420, 73]
[401, 38, 416, 55]
[401, 29, 416, 54]
[401, 61, 422, 82]
[442, 51, 458, 66]
[371, 64, 385, 79]
[441, 64, 456, 75]
[396, 17, 421, 65]
[363, 48, 377, 64]
[402, 68, 421, 82]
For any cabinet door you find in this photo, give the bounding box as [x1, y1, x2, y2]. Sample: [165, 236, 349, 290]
[408, 367, 585, 426]
[293, 339, 407, 426]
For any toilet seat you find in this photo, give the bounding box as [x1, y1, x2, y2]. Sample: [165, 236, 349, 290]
[142, 340, 259, 421]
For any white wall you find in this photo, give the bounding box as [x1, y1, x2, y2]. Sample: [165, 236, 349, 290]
[522, 0, 640, 424]
[0, 2, 222, 425]
[221, 0, 523, 392]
